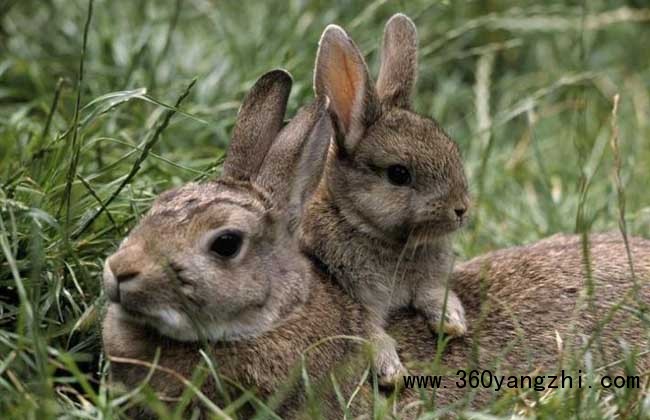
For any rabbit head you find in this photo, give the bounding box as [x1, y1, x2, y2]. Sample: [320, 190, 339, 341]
[314, 14, 469, 245]
[102, 70, 331, 343]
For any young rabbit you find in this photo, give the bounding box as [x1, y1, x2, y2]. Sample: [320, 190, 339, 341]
[299, 14, 469, 385]
[102, 70, 371, 417]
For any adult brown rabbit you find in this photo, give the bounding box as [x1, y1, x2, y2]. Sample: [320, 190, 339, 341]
[102, 70, 372, 418]
[299, 14, 469, 386]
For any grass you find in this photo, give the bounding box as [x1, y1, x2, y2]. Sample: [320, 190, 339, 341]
[1, 0, 649, 418]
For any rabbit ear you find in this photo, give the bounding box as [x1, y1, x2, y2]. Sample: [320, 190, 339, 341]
[314, 25, 379, 153]
[257, 96, 331, 224]
[222, 70, 292, 181]
[288, 98, 333, 223]
[376, 14, 418, 109]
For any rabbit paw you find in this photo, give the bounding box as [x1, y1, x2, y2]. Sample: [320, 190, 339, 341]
[429, 299, 467, 337]
[374, 345, 407, 388]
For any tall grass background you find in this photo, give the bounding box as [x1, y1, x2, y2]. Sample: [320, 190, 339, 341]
[1, 0, 649, 417]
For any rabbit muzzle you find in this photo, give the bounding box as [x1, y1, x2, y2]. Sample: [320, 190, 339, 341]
[103, 243, 164, 306]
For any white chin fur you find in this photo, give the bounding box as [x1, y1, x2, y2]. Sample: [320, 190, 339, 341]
[118, 305, 275, 343]
[154, 308, 199, 341]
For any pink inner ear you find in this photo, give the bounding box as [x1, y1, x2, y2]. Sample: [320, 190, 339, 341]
[325, 42, 363, 134]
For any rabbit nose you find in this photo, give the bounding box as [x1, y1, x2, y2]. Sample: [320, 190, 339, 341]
[452, 195, 470, 220]
[108, 253, 141, 284]
[104, 246, 145, 303]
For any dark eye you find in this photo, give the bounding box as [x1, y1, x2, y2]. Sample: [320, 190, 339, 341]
[386, 165, 411, 186]
[210, 231, 243, 258]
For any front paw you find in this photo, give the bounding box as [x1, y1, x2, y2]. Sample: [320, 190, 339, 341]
[374, 343, 407, 388]
[429, 300, 467, 337]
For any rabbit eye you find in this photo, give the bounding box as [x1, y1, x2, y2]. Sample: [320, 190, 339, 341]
[386, 165, 411, 186]
[210, 231, 243, 258]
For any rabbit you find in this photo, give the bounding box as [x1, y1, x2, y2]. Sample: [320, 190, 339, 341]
[298, 13, 470, 386]
[101, 69, 373, 418]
